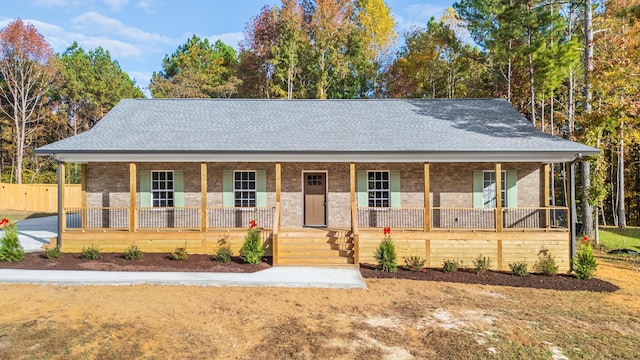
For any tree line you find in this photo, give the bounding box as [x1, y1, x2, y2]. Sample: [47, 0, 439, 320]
[1, 0, 639, 231]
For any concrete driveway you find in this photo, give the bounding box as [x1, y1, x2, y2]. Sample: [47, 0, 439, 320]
[1, 215, 57, 253]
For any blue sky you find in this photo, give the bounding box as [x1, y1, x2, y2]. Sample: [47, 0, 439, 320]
[1, 0, 454, 95]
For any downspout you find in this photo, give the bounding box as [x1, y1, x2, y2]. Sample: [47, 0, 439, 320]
[569, 153, 583, 271]
[56, 157, 63, 249]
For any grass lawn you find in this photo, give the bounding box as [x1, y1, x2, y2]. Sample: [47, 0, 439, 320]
[598, 226, 640, 251]
[596, 226, 640, 269]
[0, 210, 54, 223]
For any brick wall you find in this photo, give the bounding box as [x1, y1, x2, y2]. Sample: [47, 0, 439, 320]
[86, 161, 544, 229]
[280, 163, 351, 227]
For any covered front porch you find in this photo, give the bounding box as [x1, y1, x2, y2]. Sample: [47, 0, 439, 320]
[53, 161, 572, 271]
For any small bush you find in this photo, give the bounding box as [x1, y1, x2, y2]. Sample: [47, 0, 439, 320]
[170, 245, 189, 261]
[442, 259, 459, 273]
[0, 223, 24, 262]
[374, 237, 397, 272]
[509, 261, 529, 277]
[536, 253, 558, 276]
[123, 245, 142, 260]
[212, 246, 232, 263]
[43, 246, 61, 259]
[80, 244, 101, 260]
[403, 256, 426, 271]
[473, 255, 492, 275]
[242, 224, 264, 264]
[574, 243, 597, 280]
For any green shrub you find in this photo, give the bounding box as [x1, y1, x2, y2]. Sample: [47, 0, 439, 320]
[170, 245, 189, 261]
[43, 246, 61, 259]
[403, 256, 426, 271]
[80, 244, 101, 260]
[374, 237, 397, 272]
[509, 261, 529, 277]
[574, 243, 597, 280]
[536, 252, 558, 276]
[123, 245, 142, 260]
[212, 246, 232, 263]
[473, 255, 492, 275]
[0, 223, 24, 262]
[241, 225, 264, 264]
[442, 259, 459, 273]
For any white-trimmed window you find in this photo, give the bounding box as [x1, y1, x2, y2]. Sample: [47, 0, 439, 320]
[151, 171, 174, 207]
[367, 171, 390, 207]
[234, 171, 256, 207]
[483, 171, 506, 208]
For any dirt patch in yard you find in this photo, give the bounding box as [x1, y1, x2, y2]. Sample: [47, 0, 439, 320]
[360, 263, 620, 293]
[0, 264, 638, 359]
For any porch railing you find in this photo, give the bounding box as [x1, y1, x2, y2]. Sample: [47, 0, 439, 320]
[503, 207, 568, 230]
[357, 206, 570, 231]
[65, 207, 129, 230]
[208, 207, 274, 229]
[431, 208, 496, 230]
[357, 207, 424, 229]
[64, 206, 276, 231]
[137, 207, 201, 230]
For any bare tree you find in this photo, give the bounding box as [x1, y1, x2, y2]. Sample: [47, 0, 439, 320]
[0, 19, 55, 184]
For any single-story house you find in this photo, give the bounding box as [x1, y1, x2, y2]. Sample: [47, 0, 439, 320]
[35, 98, 599, 271]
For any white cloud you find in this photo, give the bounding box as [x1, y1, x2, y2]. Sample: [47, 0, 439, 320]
[33, 0, 93, 7]
[136, 0, 158, 11]
[208, 32, 244, 49]
[71, 11, 173, 44]
[129, 71, 151, 84]
[34, 0, 71, 6]
[394, 4, 447, 33]
[102, 0, 129, 11]
[82, 38, 142, 57]
[0, 17, 143, 59]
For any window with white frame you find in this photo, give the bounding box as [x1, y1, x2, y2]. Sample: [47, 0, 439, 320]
[151, 171, 174, 207]
[367, 171, 390, 207]
[234, 171, 256, 207]
[483, 171, 507, 208]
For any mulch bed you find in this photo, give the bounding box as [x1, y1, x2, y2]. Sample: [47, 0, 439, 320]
[0, 252, 272, 273]
[0, 254, 620, 293]
[359, 263, 620, 293]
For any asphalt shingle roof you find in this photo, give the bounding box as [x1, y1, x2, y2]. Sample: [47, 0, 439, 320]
[36, 98, 598, 157]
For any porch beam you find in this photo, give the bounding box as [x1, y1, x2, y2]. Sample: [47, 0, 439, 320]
[495, 163, 503, 232]
[424, 162, 431, 232]
[200, 163, 207, 232]
[569, 162, 577, 271]
[274, 162, 281, 266]
[543, 164, 551, 228]
[57, 161, 65, 247]
[129, 163, 136, 232]
[81, 163, 87, 230]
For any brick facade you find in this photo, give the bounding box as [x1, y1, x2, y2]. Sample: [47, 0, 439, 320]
[85, 161, 544, 228]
